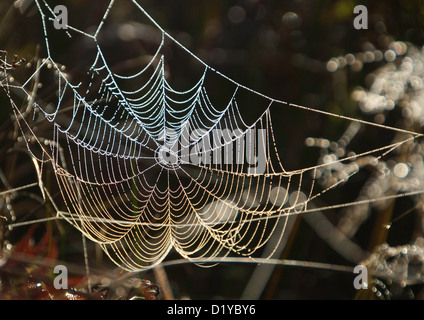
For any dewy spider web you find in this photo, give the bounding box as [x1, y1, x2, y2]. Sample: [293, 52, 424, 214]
[2, 0, 423, 272]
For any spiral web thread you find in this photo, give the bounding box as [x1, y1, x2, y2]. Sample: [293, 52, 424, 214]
[1, 0, 422, 272]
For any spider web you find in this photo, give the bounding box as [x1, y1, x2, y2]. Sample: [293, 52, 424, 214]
[1, 0, 422, 272]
